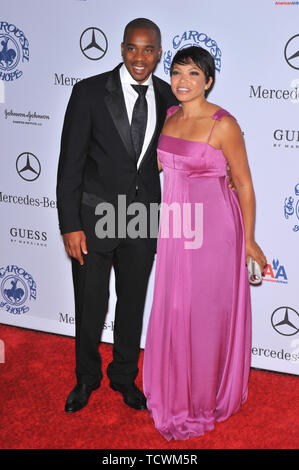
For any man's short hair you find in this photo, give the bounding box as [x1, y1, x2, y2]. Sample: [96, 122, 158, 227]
[123, 18, 161, 46]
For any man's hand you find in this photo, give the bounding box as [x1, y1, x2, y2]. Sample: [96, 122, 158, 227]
[226, 163, 236, 191]
[63, 231, 88, 265]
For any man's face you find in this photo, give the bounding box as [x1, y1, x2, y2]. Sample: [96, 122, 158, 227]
[121, 27, 162, 84]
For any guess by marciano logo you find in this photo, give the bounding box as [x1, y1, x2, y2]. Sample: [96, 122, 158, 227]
[0, 21, 29, 81]
[273, 129, 299, 149]
[10, 227, 47, 247]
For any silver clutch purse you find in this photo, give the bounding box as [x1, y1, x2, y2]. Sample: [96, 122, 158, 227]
[248, 257, 262, 285]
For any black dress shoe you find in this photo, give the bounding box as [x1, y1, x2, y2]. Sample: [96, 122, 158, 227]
[110, 382, 147, 410]
[65, 382, 100, 413]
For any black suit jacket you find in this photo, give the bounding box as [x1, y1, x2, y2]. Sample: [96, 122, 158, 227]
[56, 63, 178, 251]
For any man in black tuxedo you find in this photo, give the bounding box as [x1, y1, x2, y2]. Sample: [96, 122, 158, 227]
[56, 18, 178, 413]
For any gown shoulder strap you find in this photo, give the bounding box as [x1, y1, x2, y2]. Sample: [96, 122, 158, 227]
[212, 108, 236, 122]
[166, 105, 180, 117]
[207, 108, 237, 144]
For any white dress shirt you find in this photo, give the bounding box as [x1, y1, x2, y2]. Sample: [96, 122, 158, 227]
[119, 63, 157, 168]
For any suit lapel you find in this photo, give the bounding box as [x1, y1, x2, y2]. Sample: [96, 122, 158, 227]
[104, 66, 167, 168]
[104, 64, 135, 162]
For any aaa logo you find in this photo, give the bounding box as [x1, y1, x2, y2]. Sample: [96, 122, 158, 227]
[263, 259, 288, 284]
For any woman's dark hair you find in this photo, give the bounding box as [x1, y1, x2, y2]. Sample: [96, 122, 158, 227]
[170, 46, 215, 97]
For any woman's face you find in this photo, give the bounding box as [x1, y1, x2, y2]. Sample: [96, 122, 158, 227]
[170, 60, 212, 102]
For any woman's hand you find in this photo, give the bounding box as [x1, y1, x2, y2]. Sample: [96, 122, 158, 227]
[245, 240, 267, 274]
[157, 156, 162, 172]
[226, 163, 236, 190]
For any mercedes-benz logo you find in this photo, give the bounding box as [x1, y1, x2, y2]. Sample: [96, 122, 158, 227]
[271, 306, 299, 336]
[80, 27, 108, 61]
[284, 35, 299, 70]
[16, 152, 41, 181]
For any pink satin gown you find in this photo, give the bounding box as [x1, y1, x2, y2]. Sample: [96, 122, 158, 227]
[143, 107, 252, 441]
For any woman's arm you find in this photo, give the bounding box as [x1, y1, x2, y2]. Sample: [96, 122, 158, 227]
[219, 117, 267, 271]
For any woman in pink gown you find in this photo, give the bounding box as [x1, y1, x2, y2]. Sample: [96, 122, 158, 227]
[143, 46, 266, 441]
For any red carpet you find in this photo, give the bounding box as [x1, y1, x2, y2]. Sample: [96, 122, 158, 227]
[0, 323, 298, 450]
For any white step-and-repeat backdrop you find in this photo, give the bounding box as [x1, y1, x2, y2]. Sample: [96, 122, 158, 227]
[0, 0, 298, 375]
